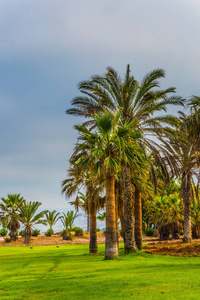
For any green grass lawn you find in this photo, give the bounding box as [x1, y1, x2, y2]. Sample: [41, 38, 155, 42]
[1, 244, 200, 299]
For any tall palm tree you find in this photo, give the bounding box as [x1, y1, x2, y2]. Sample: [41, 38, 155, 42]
[16, 201, 47, 244]
[0, 194, 24, 241]
[44, 210, 61, 232]
[72, 110, 144, 259]
[66, 65, 184, 251]
[159, 109, 200, 242]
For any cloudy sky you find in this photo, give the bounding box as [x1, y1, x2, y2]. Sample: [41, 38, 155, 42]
[1, 0, 200, 229]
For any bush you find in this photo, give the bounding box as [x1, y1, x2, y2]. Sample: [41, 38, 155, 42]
[4, 237, 11, 243]
[61, 229, 67, 237]
[45, 229, 54, 237]
[97, 228, 100, 232]
[73, 227, 83, 237]
[0, 228, 8, 236]
[19, 230, 25, 237]
[145, 228, 155, 237]
[32, 229, 40, 236]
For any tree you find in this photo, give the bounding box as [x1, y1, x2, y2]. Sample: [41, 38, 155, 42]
[159, 108, 200, 242]
[44, 210, 61, 232]
[16, 201, 47, 244]
[0, 194, 24, 240]
[66, 65, 184, 251]
[73, 110, 144, 259]
[61, 211, 78, 232]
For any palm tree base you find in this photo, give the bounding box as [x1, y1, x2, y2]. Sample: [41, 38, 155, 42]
[182, 236, 192, 243]
[105, 231, 118, 259]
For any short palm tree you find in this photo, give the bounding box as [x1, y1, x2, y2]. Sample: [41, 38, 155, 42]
[0, 194, 24, 240]
[61, 211, 78, 232]
[16, 201, 47, 244]
[44, 210, 61, 232]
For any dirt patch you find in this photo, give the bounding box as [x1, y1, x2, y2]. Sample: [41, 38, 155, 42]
[143, 236, 200, 257]
[0, 233, 123, 247]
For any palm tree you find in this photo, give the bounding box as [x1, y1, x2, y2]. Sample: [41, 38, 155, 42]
[16, 201, 47, 244]
[158, 115, 200, 242]
[62, 166, 105, 254]
[61, 211, 78, 232]
[0, 194, 24, 240]
[72, 110, 144, 259]
[44, 210, 61, 232]
[66, 65, 184, 251]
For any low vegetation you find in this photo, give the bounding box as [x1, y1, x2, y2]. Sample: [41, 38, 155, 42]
[0, 244, 200, 299]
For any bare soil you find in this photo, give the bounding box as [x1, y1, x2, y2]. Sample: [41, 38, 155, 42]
[1, 234, 200, 257]
[143, 236, 200, 257]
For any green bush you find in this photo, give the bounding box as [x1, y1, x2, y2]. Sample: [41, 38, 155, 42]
[19, 230, 25, 237]
[145, 228, 155, 237]
[97, 228, 100, 232]
[4, 237, 11, 242]
[73, 227, 83, 237]
[32, 229, 40, 236]
[61, 229, 67, 237]
[0, 228, 8, 236]
[45, 229, 54, 236]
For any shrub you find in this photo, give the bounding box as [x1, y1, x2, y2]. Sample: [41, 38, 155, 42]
[4, 237, 11, 242]
[97, 228, 100, 232]
[32, 229, 40, 236]
[19, 230, 25, 237]
[45, 229, 54, 236]
[0, 228, 8, 236]
[73, 227, 83, 237]
[145, 228, 155, 237]
[61, 229, 67, 237]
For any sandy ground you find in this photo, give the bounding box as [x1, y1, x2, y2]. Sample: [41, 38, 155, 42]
[1, 234, 200, 257]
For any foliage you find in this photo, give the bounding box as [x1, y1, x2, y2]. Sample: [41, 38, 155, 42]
[145, 228, 155, 236]
[61, 211, 79, 232]
[19, 230, 25, 237]
[44, 210, 61, 231]
[0, 228, 8, 236]
[73, 227, 83, 237]
[32, 229, 40, 236]
[97, 212, 106, 221]
[45, 229, 54, 236]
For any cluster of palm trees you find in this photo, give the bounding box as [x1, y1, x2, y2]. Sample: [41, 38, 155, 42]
[0, 194, 78, 244]
[62, 65, 200, 259]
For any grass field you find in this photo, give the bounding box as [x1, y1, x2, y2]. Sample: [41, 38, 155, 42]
[1, 243, 200, 299]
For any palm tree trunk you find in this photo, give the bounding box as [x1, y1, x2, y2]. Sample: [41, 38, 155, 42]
[115, 181, 119, 248]
[123, 166, 136, 252]
[87, 214, 90, 232]
[24, 227, 32, 244]
[118, 179, 125, 243]
[182, 172, 192, 243]
[105, 171, 118, 259]
[134, 185, 143, 250]
[89, 200, 98, 254]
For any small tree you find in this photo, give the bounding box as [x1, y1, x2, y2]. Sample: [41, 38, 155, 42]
[61, 211, 78, 232]
[0, 194, 24, 240]
[16, 201, 47, 244]
[44, 210, 61, 235]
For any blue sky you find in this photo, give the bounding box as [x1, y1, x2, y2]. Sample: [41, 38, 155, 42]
[1, 0, 200, 229]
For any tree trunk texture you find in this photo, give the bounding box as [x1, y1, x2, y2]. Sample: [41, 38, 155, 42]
[24, 227, 32, 244]
[87, 214, 90, 232]
[134, 186, 143, 250]
[105, 171, 118, 260]
[118, 179, 125, 243]
[115, 181, 119, 248]
[89, 200, 98, 254]
[182, 172, 192, 243]
[123, 166, 136, 252]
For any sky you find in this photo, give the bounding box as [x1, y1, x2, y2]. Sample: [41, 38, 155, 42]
[1, 0, 200, 230]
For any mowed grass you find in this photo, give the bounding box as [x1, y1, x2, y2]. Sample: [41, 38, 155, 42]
[1, 244, 200, 300]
